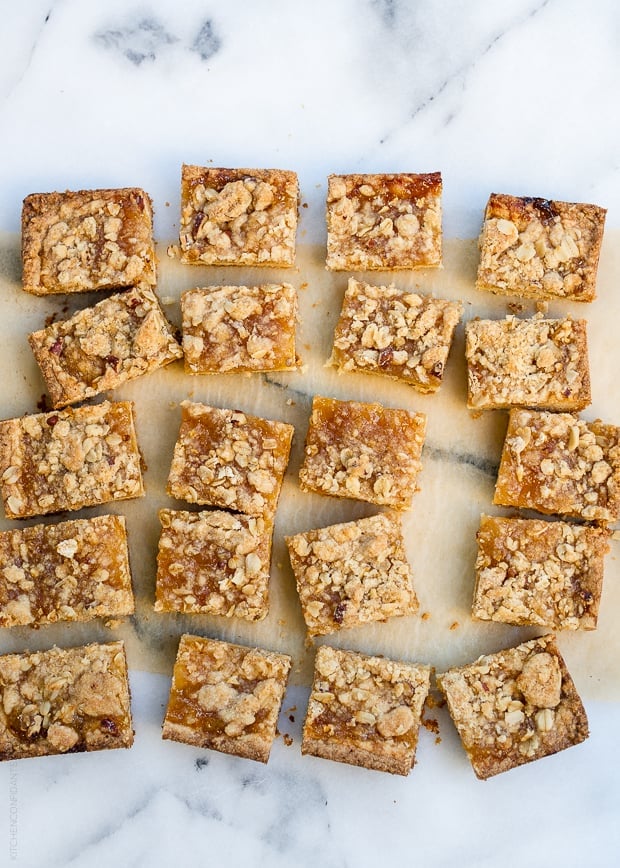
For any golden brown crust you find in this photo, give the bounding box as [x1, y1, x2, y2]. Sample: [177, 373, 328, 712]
[162, 634, 291, 763]
[326, 172, 442, 270]
[0, 641, 133, 760]
[301, 645, 430, 775]
[22, 187, 156, 295]
[437, 635, 589, 779]
[476, 193, 606, 302]
[466, 316, 591, 410]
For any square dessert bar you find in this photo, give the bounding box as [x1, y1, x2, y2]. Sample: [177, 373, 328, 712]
[476, 193, 606, 302]
[329, 278, 462, 392]
[162, 634, 291, 763]
[325, 172, 442, 270]
[472, 515, 610, 630]
[299, 396, 426, 509]
[286, 512, 418, 638]
[465, 316, 591, 411]
[437, 635, 589, 779]
[29, 285, 183, 408]
[0, 641, 133, 760]
[178, 165, 299, 267]
[22, 187, 156, 295]
[494, 409, 620, 522]
[154, 509, 273, 622]
[0, 514, 134, 628]
[0, 400, 144, 519]
[181, 283, 298, 374]
[302, 645, 430, 775]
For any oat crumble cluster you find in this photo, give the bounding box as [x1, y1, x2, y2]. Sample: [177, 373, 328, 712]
[0, 641, 133, 760]
[466, 316, 591, 411]
[437, 635, 589, 779]
[178, 165, 299, 267]
[472, 515, 609, 630]
[286, 513, 418, 638]
[330, 278, 462, 392]
[21, 188, 156, 295]
[302, 645, 431, 775]
[162, 635, 291, 763]
[326, 173, 442, 270]
[476, 193, 606, 302]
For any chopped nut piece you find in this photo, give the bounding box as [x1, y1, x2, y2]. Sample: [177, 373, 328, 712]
[466, 317, 591, 410]
[0, 401, 144, 519]
[177, 165, 298, 267]
[162, 635, 291, 763]
[302, 645, 430, 775]
[0, 515, 134, 627]
[299, 396, 426, 510]
[181, 284, 298, 374]
[329, 278, 462, 393]
[437, 635, 588, 779]
[0, 641, 133, 760]
[494, 409, 620, 521]
[476, 193, 606, 302]
[21, 188, 156, 295]
[472, 515, 609, 630]
[167, 402, 293, 516]
[155, 509, 273, 621]
[29, 286, 182, 408]
[326, 173, 442, 270]
[286, 512, 418, 637]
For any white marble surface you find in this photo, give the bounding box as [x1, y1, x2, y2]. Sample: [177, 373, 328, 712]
[0, 1, 619, 866]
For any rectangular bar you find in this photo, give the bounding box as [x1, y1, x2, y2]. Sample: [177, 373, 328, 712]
[286, 512, 418, 638]
[466, 316, 591, 410]
[162, 634, 291, 763]
[0, 514, 134, 627]
[0, 401, 144, 519]
[302, 645, 430, 775]
[22, 187, 156, 295]
[494, 409, 620, 521]
[29, 285, 183, 408]
[181, 283, 298, 374]
[476, 193, 606, 302]
[178, 165, 298, 267]
[299, 395, 426, 510]
[154, 509, 272, 622]
[0, 641, 134, 760]
[437, 635, 589, 779]
[472, 514, 609, 630]
[167, 401, 293, 516]
[329, 278, 462, 393]
[325, 172, 442, 270]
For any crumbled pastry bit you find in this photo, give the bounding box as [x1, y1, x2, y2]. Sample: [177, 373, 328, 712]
[0, 400, 144, 519]
[286, 512, 418, 637]
[28, 285, 183, 408]
[437, 635, 588, 779]
[162, 634, 291, 763]
[329, 278, 462, 393]
[466, 316, 591, 411]
[21, 188, 156, 295]
[177, 165, 299, 267]
[476, 193, 606, 302]
[494, 408, 620, 521]
[299, 395, 426, 510]
[325, 172, 442, 271]
[472, 514, 610, 630]
[154, 509, 273, 622]
[0, 515, 134, 628]
[181, 283, 298, 374]
[0, 641, 133, 760]
[301, 645, 430, 775]
[166, 401, 294, 517]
